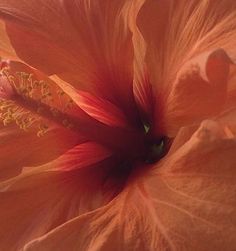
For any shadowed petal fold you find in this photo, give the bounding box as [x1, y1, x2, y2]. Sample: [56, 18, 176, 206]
[161, 49, 231, 136]
[124, 0, 153, 122]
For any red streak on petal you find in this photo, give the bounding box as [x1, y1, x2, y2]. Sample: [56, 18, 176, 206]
[74, 90, 129, 128]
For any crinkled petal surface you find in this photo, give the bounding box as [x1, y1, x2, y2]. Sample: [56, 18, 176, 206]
[137, 0, 236, 85]
[137, 0, 236, 136]
[21, 120, 236, 251]
[161, 49, 231, 136]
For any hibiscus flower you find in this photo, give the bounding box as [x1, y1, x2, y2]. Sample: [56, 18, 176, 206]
[0, 0, 236, 250]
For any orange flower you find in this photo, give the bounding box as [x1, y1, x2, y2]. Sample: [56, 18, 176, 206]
[0, 0, 236, 250]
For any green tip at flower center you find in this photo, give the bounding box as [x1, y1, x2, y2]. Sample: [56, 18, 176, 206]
[143, 123, 150, 134]
[144, 139, 165, 164]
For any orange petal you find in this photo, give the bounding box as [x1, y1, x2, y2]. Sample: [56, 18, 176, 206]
[0, 157, 123, 251]
[137, 0, 236, 136]
[58, 86, 130, 128]
[160, 49, 231, 136]
[145, 120, 236, 250]
[125, 0, 153, 122]
[137, 0, 236, 87]
[24, 120, 236, 251]
[167, 124, 198, 155]
[0, 0, 139, 121]
[0, 124, 82, 181]
[35, 141, 113, 172]
[0, 20, 17, 59]
[213, 107, 236, 136]
[0, 61, 86, 180]
[224, 64, 236, 110]
[0, 60, 146, 156]
[23, 187, 157, 251]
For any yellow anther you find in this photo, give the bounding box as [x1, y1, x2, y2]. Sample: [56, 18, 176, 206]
[37, 106, 44, 114]
[50, 107, 60, 117]
[37, 123, 49, 137]
[57, 90, 66, 97]
[62, 119, 74, 129]
[0, 69, 77, 135]
[33, 81, 40, 88]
